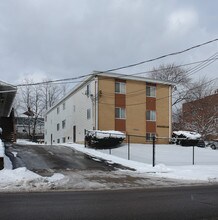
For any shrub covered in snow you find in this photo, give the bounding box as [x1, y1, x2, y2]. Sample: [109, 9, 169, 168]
[85, 130, 125, 149]
[172, 131, 205, 147]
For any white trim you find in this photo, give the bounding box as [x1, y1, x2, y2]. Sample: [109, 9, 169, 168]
[93, 71, 176, 86]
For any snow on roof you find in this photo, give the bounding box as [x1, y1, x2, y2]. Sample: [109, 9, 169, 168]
[87, 130, 126, 139]
[173, 131, 201, 139]
[46, 71, 175, 114]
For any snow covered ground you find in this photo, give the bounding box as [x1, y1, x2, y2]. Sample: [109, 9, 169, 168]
[1, 139, 218, 192]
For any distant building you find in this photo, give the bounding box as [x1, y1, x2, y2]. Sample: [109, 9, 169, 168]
[183, 92, 218, 140]
[45, 71, 175, 145]
[15, 117, 44, 141]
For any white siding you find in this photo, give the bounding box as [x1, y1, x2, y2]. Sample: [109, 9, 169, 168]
[44, 80, 96, 144]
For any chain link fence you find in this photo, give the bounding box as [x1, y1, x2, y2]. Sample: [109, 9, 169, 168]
[85, 131, 216, 166]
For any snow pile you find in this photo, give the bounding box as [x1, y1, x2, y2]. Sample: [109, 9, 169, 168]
[16, 139, 44, 145]
[173, 130, 201, 139]
[0, 139, 66, 192]
[0, 167, 66, 192]
[87, 130, 126, 139]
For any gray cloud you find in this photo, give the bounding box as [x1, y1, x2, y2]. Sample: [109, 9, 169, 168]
[0, 0, 217, 84]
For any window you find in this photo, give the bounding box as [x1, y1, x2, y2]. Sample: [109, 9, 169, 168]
[146, 133, 156, 141]
[115, 82, 126, 94]
[73, 105, 76, 112]
[57, 123, 60, 131]
[63, 102, 65, 110]
[115, 107, 126, 119]
[57, 139, 60, 143]
[87, 108, 91, 119]
[62, 120, 66, 129]
[62, 137, 66, 143]
[57, 107, 60, 114]
[146, 85, 156, 97]
[146, 110, 156, 121]
[86, 84, 90, 96]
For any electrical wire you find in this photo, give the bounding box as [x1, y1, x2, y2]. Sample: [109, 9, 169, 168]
[98, 77, 218, 107]
[16, 38, 218, 87]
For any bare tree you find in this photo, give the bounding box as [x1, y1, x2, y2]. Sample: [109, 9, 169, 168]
[15, 78, 67, 140]
[184, 76, 216, 101]
[148, 64, 191, 106]
[149, 64, 217, 138]
[41, 79, 68, 110]
[15, 78, 44, 140]
[149, 63, 190, 85]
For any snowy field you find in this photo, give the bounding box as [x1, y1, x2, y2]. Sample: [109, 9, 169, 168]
[1, 139, 218, 192]
[63, 143, 218, 182]
[98, 143, 218, 166]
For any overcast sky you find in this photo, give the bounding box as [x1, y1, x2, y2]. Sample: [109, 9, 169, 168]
[0, 0, 217, 85]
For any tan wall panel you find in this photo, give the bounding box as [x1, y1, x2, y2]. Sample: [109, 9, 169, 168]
[156, 84, 171, 140]
[126, 80, 146, 136]
[98, 77, 115, 131]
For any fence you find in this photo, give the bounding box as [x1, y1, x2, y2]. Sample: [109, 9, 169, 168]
[85, 131, 216, 167]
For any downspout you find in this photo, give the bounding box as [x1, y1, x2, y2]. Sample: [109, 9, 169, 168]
[169, 85, 172, 140]
[95, 77, 98, 130]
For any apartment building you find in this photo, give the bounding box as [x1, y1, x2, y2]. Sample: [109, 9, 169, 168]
[44, 72, 175, 144]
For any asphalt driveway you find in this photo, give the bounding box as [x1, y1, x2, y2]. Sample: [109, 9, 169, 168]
[5, 143, 128, 176]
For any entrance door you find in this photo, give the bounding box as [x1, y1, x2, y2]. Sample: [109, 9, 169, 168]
[73, 126, 76, 143]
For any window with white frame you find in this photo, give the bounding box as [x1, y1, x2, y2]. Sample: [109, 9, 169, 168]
[87, 108, 91, 119]
[115, 107, 126, 119]
[146, 133, 156, 141]
[115, 82, 126, 94]
[57, 107, 60, 114]
[146, 85, 156, 97]
[57, 123, 60, 131]
[62, 120, 66, 129]
[62, 137, 66, 143]
[146, 110, 156, 121]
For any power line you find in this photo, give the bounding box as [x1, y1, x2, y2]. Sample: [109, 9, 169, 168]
[102, 38, 218, 73]
[16, 38, 218, 87]
[98, 77, 218, 107]
[98, 53, 218, 97]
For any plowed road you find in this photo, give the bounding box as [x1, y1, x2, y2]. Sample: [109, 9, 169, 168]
[1, 186, 218, 219]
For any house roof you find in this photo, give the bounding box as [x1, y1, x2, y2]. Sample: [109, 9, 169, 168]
[46, 71, 175, 114]
[0, 81, 17, 117]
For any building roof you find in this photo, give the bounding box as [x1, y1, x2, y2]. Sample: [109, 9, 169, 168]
[0, 81, 17, 117]
[183, 92, 218, 107]
[46, 71, 175, 114]
[93, 71, 176, 86]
